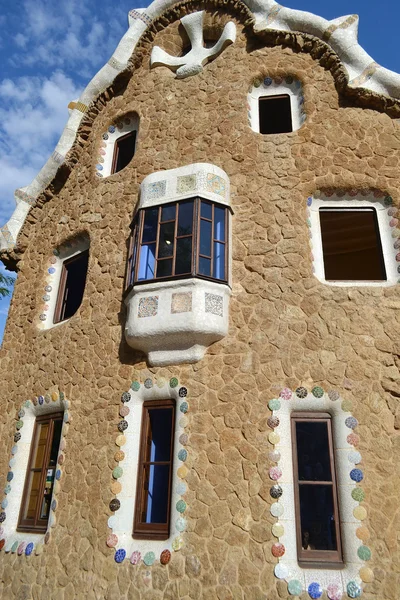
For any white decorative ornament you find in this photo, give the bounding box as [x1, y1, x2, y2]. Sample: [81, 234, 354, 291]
[150, 11, 236, 79]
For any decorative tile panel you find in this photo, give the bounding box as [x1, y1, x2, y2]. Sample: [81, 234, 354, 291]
[144, 181, 166, 200]
[205, 293, 223, 316]
[138, 296, 158, 318]
[176, 175, 196, 194]
[206, 174, 226, 198]
[171, 292, 192, 314]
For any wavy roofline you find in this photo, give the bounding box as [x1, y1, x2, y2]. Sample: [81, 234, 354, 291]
[2, 0, 400, 255]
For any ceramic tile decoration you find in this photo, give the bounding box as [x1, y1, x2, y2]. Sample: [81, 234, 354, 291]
[144, 181, 167, 200]
[0, 390, 68, 557]
[171, 292, 192, 314]
[248, 76, 305, 132]
[205, 293, 223, 316]
[138, 296, 158, 318]
[107, 377, 188, 566]
[268, 385, 370, 597]
[206, 173, 226, 198]
[176, 175, 197, 194]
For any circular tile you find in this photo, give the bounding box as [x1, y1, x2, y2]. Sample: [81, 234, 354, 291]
[176, 517, 186, 532]
[119, 406, 129, 417]
[18, 409, 25, 418]
[114, 450, 125, 462]
[143, 551, 155, 566]
[14, 433, 21, 443]
[179, 433, 188, 445]
[160, 549, 171, 565]
[179, 387, 187, 397]
[17, 542, 26, 555]
[111, 481, 122, 495]
[308, 582, 323, 599]
[288, 580, 303, 595]
[353, 506, 367, 521]
[270, 502, 284, 518]
[348, 451, 362, 464]
[264, 77, 272, 86]
[107, 534, 118, 547]
[115, 549, 126, 563]
[253, 78, 261, 87]
[269, 467, 282, 481]
[25, 542, 34, 556]
[176, 482, 187, 495]
[170, 377, 179, 388]
[1, 500, 8, 510]
[269, 450, 281, 462]
[117, 420, 128, 432]
[267, 416, 280, 429]
[268, 432, 280, 445]
[347, 581, 362, 598]
[295, 387, 307, 398]
[180, 402, 188, 414]
[268, 399, 281, 411]
[11, 446, 18, 455]
[144, 378, 153, 389]
[271, 542, 285, 557]
[107, 516, 117, 529]
[115, 435, 126, 447]
[326, 583, 342, 600]
[272, 523, 284, 538]
[274, 563, 289, 579]
[112, 467, 123, 479]
[109, 499, 120, 512]
[359, 567, 374, 583]
[176, 500, 186, 513]
[351, 488, 365, 502]
[347, 433, 360, 446]
[130, 550, 141, 564]
[121, 392, 131, 403]
[357, 545, 371, 561]
[4, 485, 11, 495]
[6, 472, 13, 482]
[311, 386, 324, 398]
[280, 388, 292, 400]
[130, 381, 140, 391]
[270, 485, 283, 499]
[328, 390, 340, 401]
[11, 541, 18, 553]
[345, 417, 358, 430]
[341, 400, 353, 412]
[172, 536, 183, 551]
[178, 449, 187, 462]
[177, 465, 188, 479]
[156, 378, 165, 388]
[350, 469, 363, 483]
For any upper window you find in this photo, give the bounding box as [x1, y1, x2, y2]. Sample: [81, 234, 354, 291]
[54, 249, 89, 323]
[319, 208, 386, 281]
[259, 94, 292, 134]
[133, 399, 175, 540]
[125, 197, 228, 289]
[17, 413, 63, 533]
[291, 412, 343, 568]
[111, 131, 137, 174]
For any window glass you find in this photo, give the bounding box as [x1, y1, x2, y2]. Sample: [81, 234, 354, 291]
[213, 242, 225, 280]
[319, 209, 386, 281]
[214, 206, 225, 241]
[259, 94, 292, 134]
[161, 203, 176, 222]
[138, 244, 156, 280]
[142, 208, 158, 243]
[177, 201, 194, 236]
[200, 220, 212, 256]
[54, 249, 89, 324]
[112, 131, 136, 174]
[200, 201, 212, 220]
[175, 238, 192, 275]
[157, 259, 173, 278]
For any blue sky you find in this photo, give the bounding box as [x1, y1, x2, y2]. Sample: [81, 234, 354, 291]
[0, 0, 398, 340]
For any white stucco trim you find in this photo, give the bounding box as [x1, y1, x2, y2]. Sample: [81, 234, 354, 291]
[2, 0, 400, 251]
[308, 193, 398, 287]
[248, 77, 304, 133]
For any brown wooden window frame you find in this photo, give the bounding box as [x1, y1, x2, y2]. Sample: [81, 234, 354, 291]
[125, 197, 229, 292]
[17, 412, 63, 534]
[133, 399, 176, 540]
[53, 249, 89, 324]
[259, 94, 293, 135]
[111, 130, 137, 175]
[291, 412, 344, 569]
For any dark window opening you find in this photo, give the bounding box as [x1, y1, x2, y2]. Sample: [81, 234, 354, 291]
[111, 131, 137, 174]
[125, 198, 229, 290]
[17, 413, 63, 533]
[133, 399, 175, 540]
[54, 249, 89, 323]
[259, 94, 292, 134]
[319, 208, 386, 281]
[291, 412, 343, 568]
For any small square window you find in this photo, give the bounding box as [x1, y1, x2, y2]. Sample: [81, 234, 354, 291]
[259, 94, 292, 134]
[54, 249, 89, 323]
[111, 131, 137, 174]
[319, 208, 386, 281]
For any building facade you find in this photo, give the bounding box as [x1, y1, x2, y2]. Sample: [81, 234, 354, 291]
[0, 1, 399, 598]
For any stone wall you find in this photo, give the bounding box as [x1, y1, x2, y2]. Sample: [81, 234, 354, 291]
[0, 4, 399, 599]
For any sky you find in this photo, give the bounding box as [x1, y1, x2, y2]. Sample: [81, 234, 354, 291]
[0, 0, 399, 340]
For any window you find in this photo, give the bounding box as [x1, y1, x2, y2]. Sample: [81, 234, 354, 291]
[133, 399, 175, 540]
[291, 412, 343, 568]
[54, 249, 89, 323]
[259, 94, 292, 134]
[319, 208, 386, 281]
[125, 198, 228, 289]
[17, 413, 63, 533]
[111, 131, 137, 174]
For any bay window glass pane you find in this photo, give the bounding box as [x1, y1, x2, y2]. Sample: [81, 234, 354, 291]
[158, 222, 174, 258]
[142, 208, 158, 243]
[199, 257, 211, 276]
[138, 244, 156, 280]
[299, 485, 338, 551]
[295, 421, 332, 481]
[201, 201, 212, 220]
[176, 238, 192, 275]
[161, 203, 175, 221]
[177, 201, 194, 236]
[143, 464, 170, 523]
[157, 259, 172, 278]
[200, 220, 212, 256]
[214, 206, 225, 241]
[213, 242, 225, 280]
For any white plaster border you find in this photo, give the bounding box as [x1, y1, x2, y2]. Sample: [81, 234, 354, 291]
[3, 1, 400, 251]
[38, 234, 90, 330]
[106, 377, 189, 566]
[0, 392, 70, 556]
[307, 192, 399, 287]
[268, 386, 371, 599]
[248, 76, 305, 133]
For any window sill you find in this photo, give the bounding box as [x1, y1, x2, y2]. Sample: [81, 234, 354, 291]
[297, 559, 345, 570]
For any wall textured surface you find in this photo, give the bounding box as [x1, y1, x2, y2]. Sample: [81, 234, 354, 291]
[0, 5, 399, 599]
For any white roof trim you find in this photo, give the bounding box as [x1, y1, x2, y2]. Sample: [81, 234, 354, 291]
[2, 0, 400, 252]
